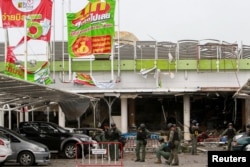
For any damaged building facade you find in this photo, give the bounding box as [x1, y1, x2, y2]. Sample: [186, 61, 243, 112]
[1, 36, 250, 141]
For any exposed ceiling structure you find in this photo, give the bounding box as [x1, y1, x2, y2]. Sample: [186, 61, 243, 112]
[0, 73, 94, 120]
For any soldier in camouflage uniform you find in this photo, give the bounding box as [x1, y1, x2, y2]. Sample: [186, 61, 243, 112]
[109, 123, 121, 161]
[154, 137, 170, 164]
[189, 120, 199, 155]
[166, 123, 179, 166]
[220, 122, 236, 151]
[134, 123, 150, 162]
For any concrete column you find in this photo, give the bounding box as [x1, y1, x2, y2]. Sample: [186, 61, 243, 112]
[121, 98, 128, 133]
[20, 110, 24, 122]
[183, 95, 191, 141]
[8, 110, 12, 129]
[128, 99, 136, 128]
[0, 109, 4, 126]
[58, 106, 65, 127]
[24, 107, 29, 122]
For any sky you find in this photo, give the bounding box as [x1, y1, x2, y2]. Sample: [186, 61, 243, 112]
[1, 0, 250, 53]
[51, 0, 250, 44]
[64, 0, 250, 45]
[117, 0, 250, 44]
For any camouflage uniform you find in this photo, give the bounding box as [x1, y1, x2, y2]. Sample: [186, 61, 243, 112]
[220, 123, 236, 151]
[109, 123, 121, 161]
[154, 138, 170, 164]
[190, 120, 199, 155]
[135, 123, 150, 162]
[167, 124, 179, 165]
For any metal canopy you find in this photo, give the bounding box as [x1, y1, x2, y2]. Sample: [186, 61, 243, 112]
[0, 73, 93, 119]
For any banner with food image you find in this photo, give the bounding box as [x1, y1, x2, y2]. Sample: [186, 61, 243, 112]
[0, 0, 53, 41]
[67, 0, 116, 57]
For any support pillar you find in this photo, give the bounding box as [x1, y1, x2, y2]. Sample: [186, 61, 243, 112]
[245, 99, 250, 126]
[128, 99, 136, 128]
[7, 104, 11, 129]
[58, 106, 65, 127]
[20, 110, 24, 122]
[91, 99, 99, 128]
[121, 98, 128, 133]
[24, 106, 29, 122]
[183, 95, 191, 141]
[0, 107, 4, 127]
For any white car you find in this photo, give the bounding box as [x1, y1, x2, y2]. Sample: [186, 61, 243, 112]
[0, 133, 12, 165]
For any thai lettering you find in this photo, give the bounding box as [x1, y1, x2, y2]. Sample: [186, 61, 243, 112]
[2, 13, 42, 21]
[6, 64, 24, 77]
[74, 13, 110, 27]
[72, 1, 110, 26]
[2, 13, 22, 21]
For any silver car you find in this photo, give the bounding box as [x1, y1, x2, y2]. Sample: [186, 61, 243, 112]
[0, 133, 12, 165]
[0, 126, 50, 166]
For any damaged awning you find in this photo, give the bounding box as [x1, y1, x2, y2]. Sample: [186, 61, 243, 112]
[234, 78, 250, 99]
[0, 73, 95, 120]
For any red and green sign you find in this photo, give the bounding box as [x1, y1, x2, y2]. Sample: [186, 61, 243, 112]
[1, 0, 53, 84]
[5, 46, 52, 85]
[0, 0, 53, 41]
[67, 0, 116, 57]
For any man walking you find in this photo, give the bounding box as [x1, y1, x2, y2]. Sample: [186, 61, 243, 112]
[220, 122, 236, 151]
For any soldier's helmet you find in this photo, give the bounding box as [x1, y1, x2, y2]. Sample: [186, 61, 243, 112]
[167, 123, 173, 129]
[192, 120, 197, 124]
[140, 123, 146, 128]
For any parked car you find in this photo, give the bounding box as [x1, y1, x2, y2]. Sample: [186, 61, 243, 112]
[18, 121, 96, 159]
[0, 133, 12, 166]
[74, 127, 127, 147]
[73, 127, 104, 142]
[0, 126, 50, 166]
[231, 132, 250, 151]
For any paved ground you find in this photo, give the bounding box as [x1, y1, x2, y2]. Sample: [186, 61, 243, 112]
[2, 153, 207, 167]
[3, 144, 225, 167]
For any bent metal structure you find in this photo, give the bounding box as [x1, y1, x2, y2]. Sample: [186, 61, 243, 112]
[1, 38, 250, 141]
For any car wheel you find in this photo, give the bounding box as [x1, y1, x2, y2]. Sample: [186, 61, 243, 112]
[18, 151, 35, 166]
[64, 143, 79, 159]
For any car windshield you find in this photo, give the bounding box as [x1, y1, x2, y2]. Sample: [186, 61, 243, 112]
[0, 127, 28, 141]
[48, 122, 69, 133]
[0, 132, 8, 140]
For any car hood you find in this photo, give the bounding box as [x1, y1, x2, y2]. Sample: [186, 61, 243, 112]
[71, 133, 92, 140]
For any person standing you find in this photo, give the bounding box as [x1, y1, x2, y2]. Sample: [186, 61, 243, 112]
[154, 137, 170, 164]
[189, 120, 199, 155]
[220, 122, 236, 151]
[134, 123, 150, 162]
[174, 124, 183, 154]
[246, 123, 250, 136]
[166, 123, 179, 166]
[109, 123, 122, 161]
